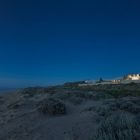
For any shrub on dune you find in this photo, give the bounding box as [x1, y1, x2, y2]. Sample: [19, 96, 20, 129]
[38, 98, 66, 115]
[94, 111, 140, 140]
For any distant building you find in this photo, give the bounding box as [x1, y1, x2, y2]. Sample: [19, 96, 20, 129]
[78, 73, 140, 86]
[111, 79, 121, 84]
[123, 74, 140, 81]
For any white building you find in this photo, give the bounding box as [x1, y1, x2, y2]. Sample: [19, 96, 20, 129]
[79, 73, 140, 86]
[124, 74, 140, 81]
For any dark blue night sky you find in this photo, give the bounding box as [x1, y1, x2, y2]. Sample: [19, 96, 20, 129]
[0, 0, 140, 87]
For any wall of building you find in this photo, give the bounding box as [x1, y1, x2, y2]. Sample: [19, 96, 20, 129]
[125, 74, 140, 80]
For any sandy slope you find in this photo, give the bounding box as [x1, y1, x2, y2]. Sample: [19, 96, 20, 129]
[0, 91, 101, 140]
[0, 87, 140, 140]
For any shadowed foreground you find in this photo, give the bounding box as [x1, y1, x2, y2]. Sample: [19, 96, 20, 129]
[0, 83, 140, 140]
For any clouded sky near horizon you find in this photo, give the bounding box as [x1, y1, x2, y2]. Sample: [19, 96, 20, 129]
[0, 0, 140, 88]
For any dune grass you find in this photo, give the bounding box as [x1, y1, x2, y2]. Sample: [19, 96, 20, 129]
[94, 112, 140, 140]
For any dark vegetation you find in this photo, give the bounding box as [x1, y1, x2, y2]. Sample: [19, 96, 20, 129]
[38, 98, 66, 115]
[18, 82, 140, 140]
[21, 83, 140, 98]
[94, 111, 140, 140]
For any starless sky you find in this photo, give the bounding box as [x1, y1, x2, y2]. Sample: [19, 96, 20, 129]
[0, 0, 140, 87]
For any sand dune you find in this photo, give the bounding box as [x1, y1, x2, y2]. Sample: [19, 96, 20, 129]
[0, 84, 140, 140]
